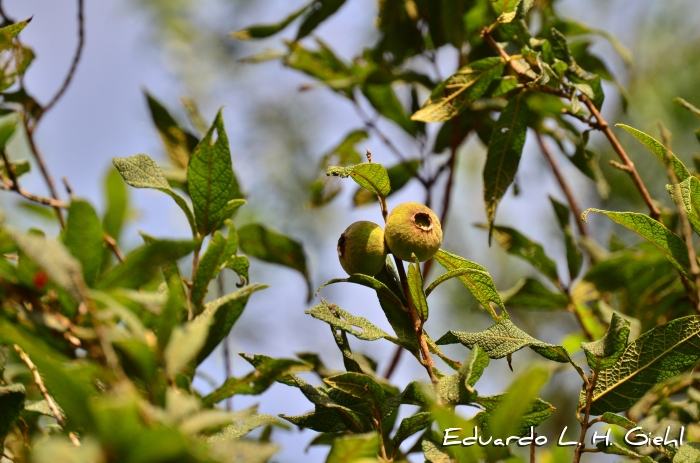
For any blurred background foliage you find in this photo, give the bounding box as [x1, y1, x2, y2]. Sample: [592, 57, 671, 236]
[2, 0, 700, 461]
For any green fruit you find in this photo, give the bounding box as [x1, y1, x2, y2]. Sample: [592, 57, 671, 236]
[337, 221, 388, 276]
[385, 202, 442, 262]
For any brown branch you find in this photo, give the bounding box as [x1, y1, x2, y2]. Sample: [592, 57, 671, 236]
[530, 431, 536, 463]
[383, 344, 403, 380]
[580, 95, 660, 220]
[658, 123, 700, 313]
[103, 233, 125, 263]
[40, 0, 85, 118]
[573, 360, 599, 463]
[536, 133, 588, 238]
[13, 345, 80, 446]
[0, 149, 69, 209]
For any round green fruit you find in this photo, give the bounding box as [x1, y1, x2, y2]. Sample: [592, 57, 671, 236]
[385, 202, 443, 262]
[337, 221, 388, 276]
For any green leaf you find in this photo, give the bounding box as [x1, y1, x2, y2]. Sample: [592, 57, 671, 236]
[433, 250, 505, 319]
[202, 355, 312, 406]
[112, 154, 196, 236]
[550, 197, 583, 281]
[492, 0, 533, 23]
[582, 209, 691, 278]
[363, 84, 417, 134]
[598, 412, 636, 430]
[327, 163, 391, 198]
[207, 412, 281, 441]
[412, 57, 505, 123]
[408, 258, 428, 322]
[490, 225, 560, 284]
[422, 439, 451, 463]
[437, 345, 489, 405]
[0, 114, 17, 150]
[157, 275, 187, 353]
[476, 369, 552, 441]
[306, 300, 397, 343]
[224, 255, 250, 286]
[392, 412, 432, 448]
[598, 442, 654, 462]
[230, 3, 311, 39]
[8, 228, 87, 301]
[64, 200, 103, 286]
[668, 175, 700, 236]
[617, 124, 690, 182]
[316, 274, 404, 310]
[296, 0, 346, 40]
[585, 315, 700, 415]
[0, 17, 31, 41]
[437, 317, 572, 363]
[238, 223, 311, 299]
[484, 92, 529, 230]
[353, 160, 420, 206]
[191, 231, 227, 310]
[502, 278, 568, 309]
[374, 265, 419, 354]
[187, 109, 235, 236]
[97, 239, 199, 290]
[164, 315, 211, 378]
[582, 312, 630, 371]
[193, 284, 268, 365]
[674, 443, 700, 463]
[325, 432, 379, 463]
[674, 98, 700, 119]
[0, 383, 25, 444]
[144, 91, 199, 169]
[324, 372, 385, 413]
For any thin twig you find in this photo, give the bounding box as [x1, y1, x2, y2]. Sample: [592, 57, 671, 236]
[573, 360, 599, 463]
[536, 133, 588, 238]
[658, 123, 700, 313]
[40, 0, 85, 118]
[383, 343, 402, 380]
[13, 345, 80, 446]
[0, 152, 69, 209]
[103, 233, 125, 263]
[580, 95, 660, 220]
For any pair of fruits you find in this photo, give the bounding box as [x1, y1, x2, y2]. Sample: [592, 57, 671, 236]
[337, 202, 443, 276]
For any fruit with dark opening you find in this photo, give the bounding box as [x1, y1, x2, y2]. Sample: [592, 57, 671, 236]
[385, 202, 442, 262]
[337, 221, 388, 276]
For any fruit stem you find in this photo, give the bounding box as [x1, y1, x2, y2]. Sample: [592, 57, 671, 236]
[393, 254, 439, 384]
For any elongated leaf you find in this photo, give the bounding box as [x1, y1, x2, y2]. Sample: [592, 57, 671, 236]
[316, 274, 404, 309]
[207, 413, 281, 441]
[97, 240, 199, 290]
[164, 316, 211, 378]
[582, 312, 630, 371]
[674, 97, 700, 119]
[423, 439, 451, 463]
[433, 250, 504, 319]
[668, 175, 700, 236]
[599, 412, 636, 430]
[113, 154, 196, 236]
[484, 92, 528, 229]
[437, 317, 571, 363]
[157, 275, 187, 353]
[617, 124, 690, 181]
[187, 109, 234, 236]
[191, 231, 227, 310]
[374, 265, 419, 354]
[412, 57, 505, 122]
[202, 355, 312, 406]
[102, 167, 128, 252]
[306, 300, 397, 343]
[325, 432, 379, 463]
[502, 278, 568, 309]
[582, 209, 691, 277]
[491, 225, 559, 284]
[408, 258, 428, 322]
[392, 412, 432, 447]
[194, 284, 268, 365]
[238, 223, 311, 299]
[585, 315, 700, 415]
[550, 197, 583, 281]
[297, 0, 346, 40]
[598, 442, 653, 462]
[324, 372, 385, 413]
[477, 368, 552, 445]
[674, 443, 700, 463]
[0, 383, 25, 443]
[64, 200, 103, 286]
[327, 163, 391, 198]
[231, 3, 311, 39]
[145, 91, 199, 169]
